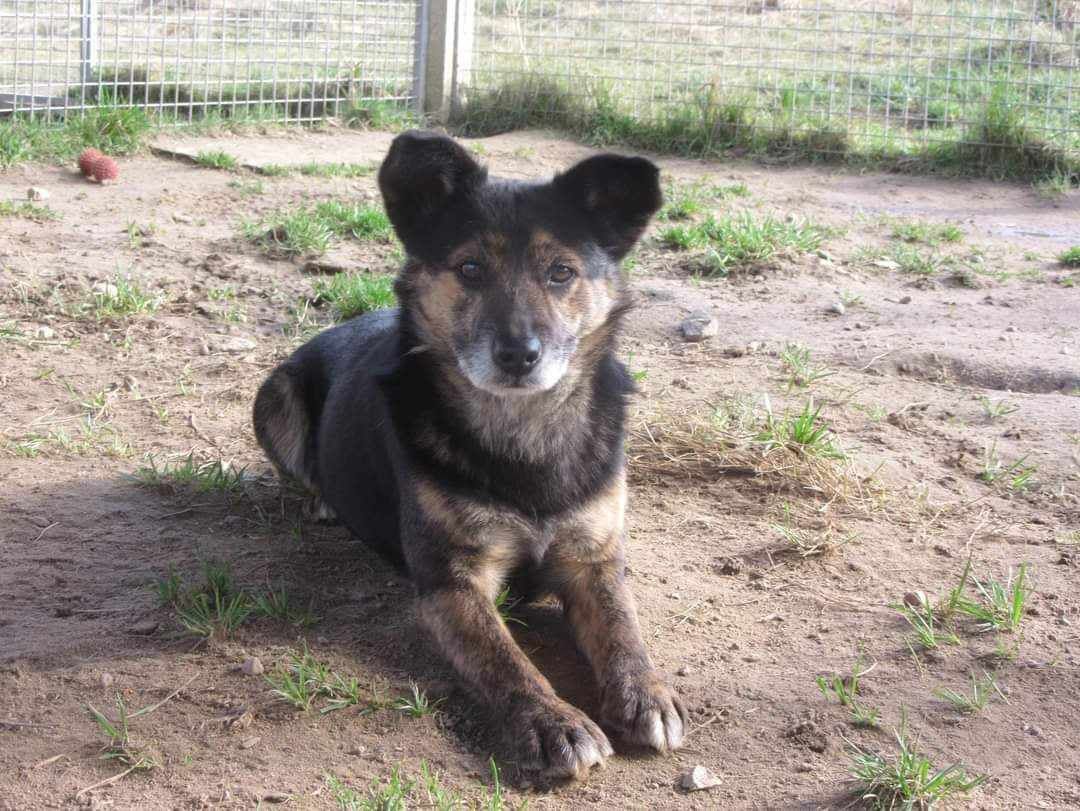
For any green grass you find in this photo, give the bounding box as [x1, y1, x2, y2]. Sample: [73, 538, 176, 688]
[312, 273, 396, 320]
[243, 202, 392, 256]
[494, 586, 527, 627]
[193, 150, 239, 170]
[327, 758, 515, 811]
[299, 161, 377, 178]
[87, 694, 160, 773]
[895, 598, 960, 650]
[848, 718, 986, 809]
[977, 442, 1037, 491]
[265, 648, 391, 715]
[890, 220, 964, 245]
[816, 656, 879, 728]
[658, 212, 826, 276]
[133, 453, 252, 495]
[0, 200, 60, 221]
[251, 585, 319, 627]
[978, 397, 1018, 421]
[82, 275, 162, 320]
[1059, 247, 1080, 267]
[934, 671, 1006, 715]
[393, 682, 443, 718]
[890, 245, 941, 276]
[779, 343, 834, 389]
[1, 102, 151, 169]
[756, 397, 844, 459]
[947, 561, 1031, 633]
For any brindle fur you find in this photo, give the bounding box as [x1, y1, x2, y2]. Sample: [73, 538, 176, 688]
[253, 131, 686, 780]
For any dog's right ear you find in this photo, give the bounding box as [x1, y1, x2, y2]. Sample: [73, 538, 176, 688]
[378, 130, 485, 254]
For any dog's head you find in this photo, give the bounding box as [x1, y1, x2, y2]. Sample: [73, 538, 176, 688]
[378, 130, 661, 395]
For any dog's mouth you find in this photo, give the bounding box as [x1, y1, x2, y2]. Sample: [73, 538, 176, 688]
[455, 347, 572, 396]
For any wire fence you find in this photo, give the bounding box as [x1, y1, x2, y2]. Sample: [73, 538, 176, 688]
[464, 1, 1080, 168]
[0, 0, 420, 120]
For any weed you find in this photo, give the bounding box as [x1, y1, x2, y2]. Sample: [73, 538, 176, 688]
[816, 656, 880, 728]
[625, 351, 648, 383]
[259, 164, 292, 177]
[154, 567, 185, 607]
[757, 397, 844, 459]
[298, 161, 376, 178]
[87, 695, 159, 772]
[779, 343, 835, 388]
[0, 200, 60, 221]
[327, 768, 414, 811]
[327, 758, 515, 811]
[193, 150, 239, 170]
[838, 289, 863, 308]
[977, 442, 1036, 491]
[251, 585, 319, 627]
[773, 515, 853, 558]
[978, 396, 1018, 421]
[175, 589, 251, 639]
[895, 600, 959, 650]
[133, 453, 251, 495]
[891, 245, 940, 275]
[494, 586, 527, 627]
[266, 649, 333, 711]
[934, 671, 1006, 715]
[1059, 247, 1080, 268]
[949, 562, 1031, 633]
[84, 275, 162, 320]
[891, 220, 964, 245]
[228, 177, 264, 196]
[394, 682, 443, 718]
[659, 212, 825, 276]
[848, 717, 986, 809]
[312, 273, 396, 320]
[243, 208, 333, 255]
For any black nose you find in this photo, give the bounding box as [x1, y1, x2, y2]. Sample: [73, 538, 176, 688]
[493, 335, 542, 377]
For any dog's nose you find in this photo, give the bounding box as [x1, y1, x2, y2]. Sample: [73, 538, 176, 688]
[493, 335, 542, 377]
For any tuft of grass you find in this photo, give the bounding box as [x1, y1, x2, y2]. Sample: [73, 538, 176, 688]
[816, 655, 879, 728]
[243, 201, 392, 256]
[87, 694, 159, 773]
[773, 507, 853, 558]
[227, 177, 265, 196]
[977, 442, 1036, 491]
[251, 585, 319, 627]
[779, 343, 835, 389]
[266, 649, 334, 711]
[299, 162, 376, 178]
[83, 275, 162, 320]
[890, 245, 940, 276]
[1059, 247, 1080, 268]
[154, 567, 185, 607]
[978, 397, 1018, 421]
[895, 597, 959, 650]
[175, 589, 251, 639]
[394, 682, 443, 718]
[0, 200, 60, 221]
[848, 717, 986, 809]
[312, 273, 396, 320]
[757, 397, 844, 459]
[494, 586, 527, 627]
[193, 150, 239, 170]
[948, 561, 1031, 633]
[327, 757, 515, 811]
[934, 671, 1006, 715]
[659, 212, 825, 276]
[890, 220, 964, 246]
[133, 453, 251, 495]
[313, 200, 393, 241]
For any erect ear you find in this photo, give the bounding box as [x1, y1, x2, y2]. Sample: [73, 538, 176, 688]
[377, 130, 486, 254]
[552, 154, 662, 260]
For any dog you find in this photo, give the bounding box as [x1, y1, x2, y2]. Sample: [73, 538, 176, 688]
[253, 130, 685, 780]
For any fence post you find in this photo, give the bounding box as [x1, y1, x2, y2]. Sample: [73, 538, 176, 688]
[79, 0, 99, 87]
[420, 0, 473, 122]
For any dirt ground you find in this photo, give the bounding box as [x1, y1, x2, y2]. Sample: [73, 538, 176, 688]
[1, 128, 1078, 810]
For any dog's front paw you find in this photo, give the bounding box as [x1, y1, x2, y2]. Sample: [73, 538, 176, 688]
[601, 670, 687, 752]
[509, 696, 613, 780]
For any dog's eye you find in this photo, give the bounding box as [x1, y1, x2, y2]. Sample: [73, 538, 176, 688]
[457, 261, 484, 283]
[548, 264, 576, 285]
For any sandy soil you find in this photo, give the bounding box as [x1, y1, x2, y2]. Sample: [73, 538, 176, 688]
[1, 128, 1078, 810]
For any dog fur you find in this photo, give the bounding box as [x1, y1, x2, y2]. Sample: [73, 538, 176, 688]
[253, 130, 685, 779]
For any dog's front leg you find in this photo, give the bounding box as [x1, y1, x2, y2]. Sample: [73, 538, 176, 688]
[551, 550, 687, 752]
[416, 584, 612, 778]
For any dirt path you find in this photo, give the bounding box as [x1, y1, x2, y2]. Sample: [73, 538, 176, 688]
[1, 129, 1078, 809]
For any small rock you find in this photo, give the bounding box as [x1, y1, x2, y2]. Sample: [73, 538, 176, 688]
[27, 187, 50, 201]
[898, 295, 912, 304]
[240, 736, 261, 749]
[679, 310, 719, 342]
[902, 591, 925, 608]
[827, 301, 846, 316]
[92, 281, 119, 298]
[742, 654, 762, 663]
[679, 765, 722, 792]
[713, 557, 742, 576]
[122, 375, 139, 392]
[128, 619, 159, 636]
[34, 325, 56, 340]
[1024, 724, 1044, 738]
[872, 258, 900, 270]
[100, 672, 114, 688]
[241, 656, 264, 676]
[205, 334, 257, 354]
[677, 666, 692, 677]
[261, 793, 291, 804]
[796, 761, 814, 773]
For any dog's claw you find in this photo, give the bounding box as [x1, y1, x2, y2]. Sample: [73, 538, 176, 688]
[601, 670, 687, 752]
[511, 697, 612, 780]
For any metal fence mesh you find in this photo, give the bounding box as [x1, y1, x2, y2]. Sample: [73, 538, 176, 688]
[467, 1, 1080, 161]
[0, 0, 420, 120]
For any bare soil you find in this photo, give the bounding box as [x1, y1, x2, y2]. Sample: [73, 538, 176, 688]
[1, 129, 1078, 810]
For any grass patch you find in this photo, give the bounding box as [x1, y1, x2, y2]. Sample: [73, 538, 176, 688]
[87, 694, 160, 775]
[1059, 247, 1080, 268]
[816, 656, 879, 728]
[977, 442, 1036, 491]
[946, 560, 1031, 633]
[394, 682, 444, 718]
[895, 597, 960, 650]
[134, 453, 252, 495]
[934, 671, 1006, 715]
[0, 102, 151, 168]
[251, 585, 319, 627]
[243, 201, 392, 256]
[327, 758, 515, 811]
[848, 717, 986, 808]
[298, 161, 377, 178]
[773, 504, 853, 558]
[81, 275, 162, 320]
[658, 212, 826, 276]
[890, 220, 964, 246]
[890, 245, 941, 276]
[312, 273, 396, 320]
[779, 343, 835, 389]
[0, 200, 60, 221]
[193, 150, 239, 170]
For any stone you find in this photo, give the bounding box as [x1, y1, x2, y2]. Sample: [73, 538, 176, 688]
[241, 656, 264, 676]
[34, 325, 56, 340]
[27, 187, 50, 201]
[679, 310, 718, 342]
[827, 301, 846, 316]
[205, 334, 257, 354]
[679, 765, 722, 792]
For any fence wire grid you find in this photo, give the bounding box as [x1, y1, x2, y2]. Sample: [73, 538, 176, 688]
[1, 0, 420, 121]
[1, 0, 1079, 166]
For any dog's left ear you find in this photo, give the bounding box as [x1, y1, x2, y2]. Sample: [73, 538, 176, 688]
[552, 154, 662, 260]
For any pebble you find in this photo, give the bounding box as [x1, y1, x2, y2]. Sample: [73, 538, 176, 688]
[99, 672, 114, 688]
[205, 334, 257, 353]
[679, 310, 719, 342]
[677, 666, 692, 677]
[902, 591, 925, 608]
[827, 301, 846, 316]
[241, 656, 264, 676]
[796, 761, 814, 773]
[679, 765, 722, 792]
[27, 187, 50, 201]
[240, 736, 261, 749]
[128, 619, 159, 635]
[899, 295, 912, 304]
[34, 325, 56, 340]
[92, 281, 119, 298]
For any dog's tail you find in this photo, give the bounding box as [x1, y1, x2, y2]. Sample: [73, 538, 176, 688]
[253, 363, 318, 490]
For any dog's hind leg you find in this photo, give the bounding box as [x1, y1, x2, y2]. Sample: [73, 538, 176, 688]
[253, 364, 336, 521]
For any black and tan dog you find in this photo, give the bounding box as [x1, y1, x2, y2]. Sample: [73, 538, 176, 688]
[253, 131, 685, 779]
